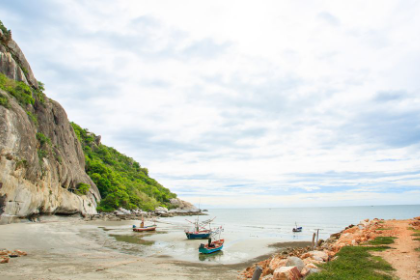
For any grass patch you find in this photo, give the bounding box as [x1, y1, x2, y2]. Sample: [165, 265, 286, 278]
[408, 227, 420, 233]
[412, 233, 420, 237]
[368, 237, 396, 245]
[376, 228, 393, 231]
[306, 246, 394, 280]
[415, 247, 420, 252]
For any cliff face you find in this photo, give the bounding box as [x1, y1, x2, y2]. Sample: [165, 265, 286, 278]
[0, 24, 100, 224]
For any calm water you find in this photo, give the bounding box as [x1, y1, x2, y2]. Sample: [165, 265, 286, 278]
[163, 205, 420, 241]
[95, 205, 420, 264]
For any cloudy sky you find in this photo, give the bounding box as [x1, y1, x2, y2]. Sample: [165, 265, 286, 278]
[2, 0, 420, 208]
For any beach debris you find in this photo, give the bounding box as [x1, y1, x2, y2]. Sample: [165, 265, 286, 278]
[251, 265, 263, 280]
[0, 249, 27, 264]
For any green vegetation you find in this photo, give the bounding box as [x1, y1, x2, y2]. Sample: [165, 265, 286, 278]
[376, 228, 393, 231]
[307, 246, 394, 280]
[71, 122, 177, 212]
[0, 73, 34, 106]
[36, 133, 51, 146]
[0, 20, 11, 42]
[15, 159, 28, 170]
[0, 93, 9, 108]
[36, 133, 51, 162]
[75, 183, 90, 196]
[34, 81, 46, 105]
[367, 236, 396, 245]
[26, 110, 38, 126]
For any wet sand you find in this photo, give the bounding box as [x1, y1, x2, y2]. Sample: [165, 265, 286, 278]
[0, 217, 311, 279]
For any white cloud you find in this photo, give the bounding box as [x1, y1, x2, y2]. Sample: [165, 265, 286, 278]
[2, 0, 420, 207]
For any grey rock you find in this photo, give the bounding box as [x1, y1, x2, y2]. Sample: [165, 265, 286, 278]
[155, 207, 168, 214]
[286, 256, 304, 272]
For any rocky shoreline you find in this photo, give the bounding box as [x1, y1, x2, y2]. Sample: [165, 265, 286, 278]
[240, 217, 394, 279]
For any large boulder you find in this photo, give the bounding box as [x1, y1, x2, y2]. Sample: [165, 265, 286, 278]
[286, 257, 304, 272]
[301, 264, 320, 277]
[168, 198, 199, 213]
[273, 266, 302, 280]
[155, 207, 168, 214]
[302, 251, 329, 262]
[269, 257, 288, 272]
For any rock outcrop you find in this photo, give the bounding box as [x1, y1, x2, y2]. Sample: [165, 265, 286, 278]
[0, 22, 100, 224]
[168, 198, 200, 214]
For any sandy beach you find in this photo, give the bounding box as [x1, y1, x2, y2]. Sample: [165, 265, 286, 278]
[0, 217, 309, 280]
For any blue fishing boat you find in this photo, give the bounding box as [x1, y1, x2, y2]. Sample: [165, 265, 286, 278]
[185, 231, 211, 239]
[199, 238, 224, 254]
[185, 217, 216, 240]
[292, 222, 302, 232]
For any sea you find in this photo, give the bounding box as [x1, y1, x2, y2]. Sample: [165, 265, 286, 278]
[98, 205, 420, 264]
[181, 205, 420, 241]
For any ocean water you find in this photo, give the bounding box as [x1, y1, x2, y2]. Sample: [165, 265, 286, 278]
[96, 205, 420, 264]
[162, 205, 420, 241]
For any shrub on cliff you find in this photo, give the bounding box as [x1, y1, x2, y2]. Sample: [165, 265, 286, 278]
[0, 73, 34, 106]
[0, 20, 11, 42]
[71, 122, 177, 212]
[0, 93, 9, 108]
[75, 183, 90, 196]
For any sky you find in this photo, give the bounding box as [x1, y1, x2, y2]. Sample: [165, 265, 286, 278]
[1, 0, 420, 208]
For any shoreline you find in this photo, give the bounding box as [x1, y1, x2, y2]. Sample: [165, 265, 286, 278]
[0, 217, 310, 280]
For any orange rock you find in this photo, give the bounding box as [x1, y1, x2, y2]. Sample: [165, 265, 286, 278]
[0, 257, 9, 264]
[14, 250, 27, 256]
[343, 227, 359, 234]
[273, 266, 302, 280]
[269, 257, 288, 272]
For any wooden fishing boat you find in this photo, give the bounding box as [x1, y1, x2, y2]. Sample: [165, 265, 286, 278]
[185, 217, 215, 239]
[133, 225, 157, 232]
[185, 230, 211, 239]
[199, 238, 224, 254]
[133, 215, 157, 232]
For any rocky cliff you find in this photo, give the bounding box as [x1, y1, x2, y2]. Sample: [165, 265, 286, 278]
[0, 22, 100, 224]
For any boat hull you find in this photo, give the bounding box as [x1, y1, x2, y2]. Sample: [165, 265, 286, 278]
[133, 226, 157, 232]
[199, 244, 223, 254]
[199, 239, 224, 254]
[185, 232, 211, 239]
[292, 227, 302, 232]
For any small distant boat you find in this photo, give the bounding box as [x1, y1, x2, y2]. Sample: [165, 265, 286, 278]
[199, 238, 224, 254]
[185, 217, 215, 239]
[293, 222, 302, 232]
[133, 215, 157, 232]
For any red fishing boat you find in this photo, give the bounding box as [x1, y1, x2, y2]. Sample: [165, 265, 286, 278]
[133, 225, 157, 232]
[133, 215, 157, 232]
